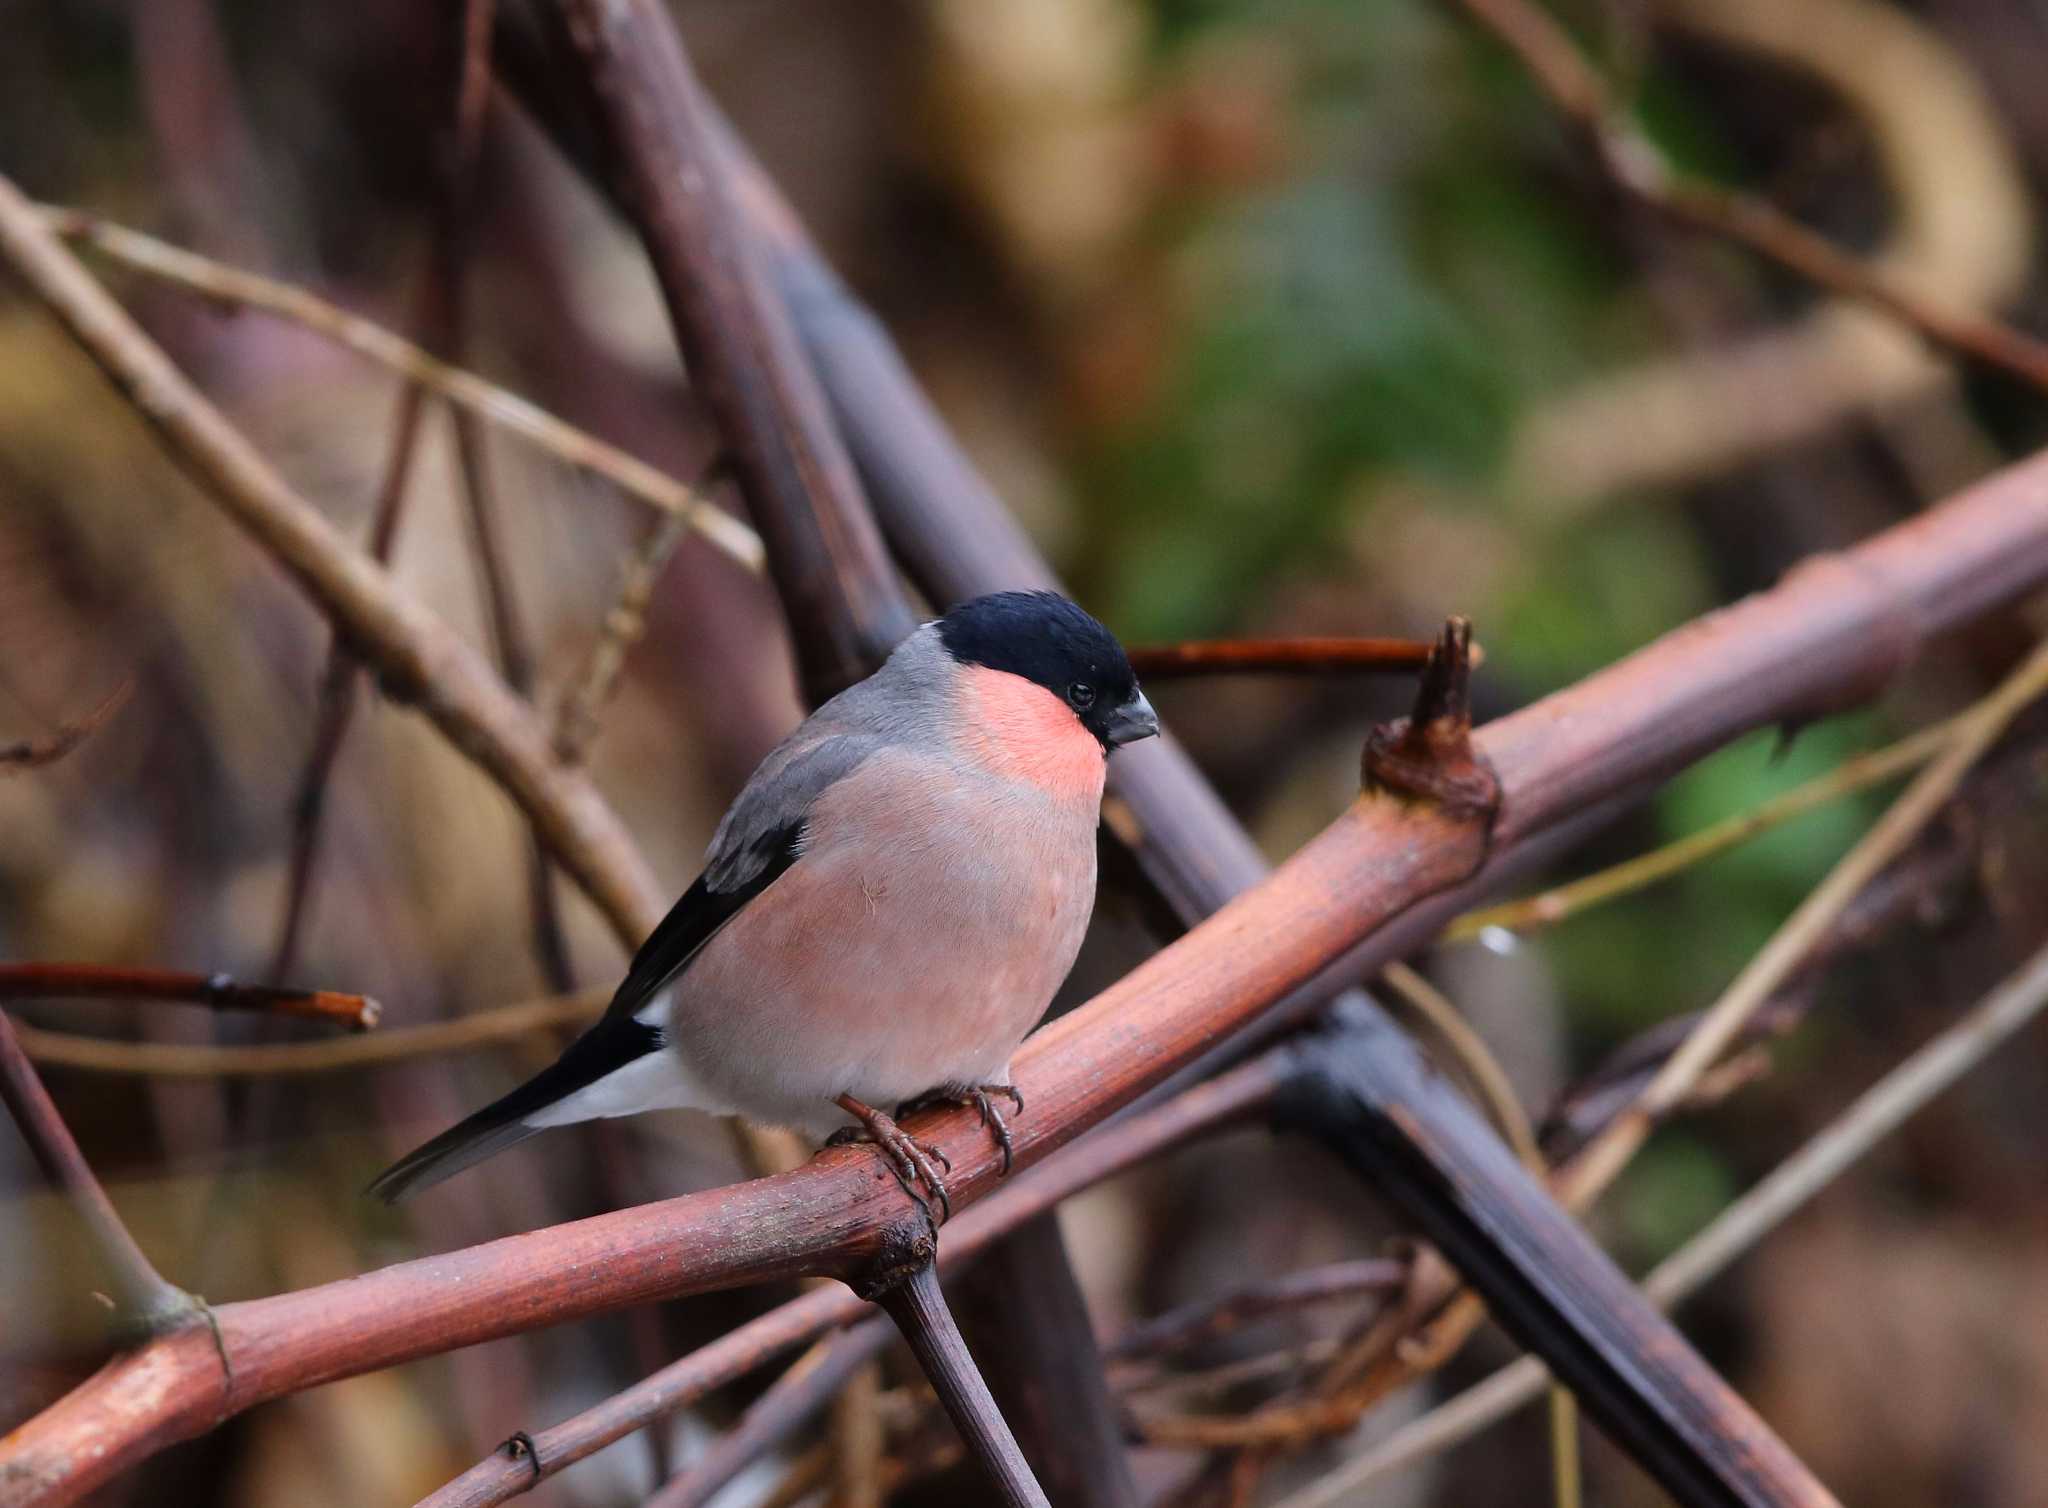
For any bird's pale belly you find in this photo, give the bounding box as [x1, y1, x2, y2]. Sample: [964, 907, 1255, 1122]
[663, 798, 1098, 1139]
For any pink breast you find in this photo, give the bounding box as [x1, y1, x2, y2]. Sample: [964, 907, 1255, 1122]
[955, 665, 1107, 801]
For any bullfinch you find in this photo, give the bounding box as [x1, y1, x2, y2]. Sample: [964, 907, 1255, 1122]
[369, 590, 1160, 1211]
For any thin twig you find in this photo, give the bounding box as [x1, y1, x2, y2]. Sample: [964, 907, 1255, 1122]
[36, 205, 761, 569]
[642, 1320, 893, 1508]
[0, 1009, 195, 1334]
[1274, 937, 2048, 1508]
[0, 168, 665, 945]
[1380, 962, 1538, 1166]
[1558, 635, 2048, 1205]
[1124, 638, 1456, 679]
[552, 506, 694, 766]
[0, 963, 379, 1031]
[15, 989, 601, 1077]
[0, 682, 132, 772]
[436, 0, 574, 993]
[1448, 0, 2048, 395]
[1107, 1259, 1407, 1363]
[1448, 716, 1958, 941]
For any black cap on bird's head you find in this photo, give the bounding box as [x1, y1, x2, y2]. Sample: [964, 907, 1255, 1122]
[935, 591, 1160, 751]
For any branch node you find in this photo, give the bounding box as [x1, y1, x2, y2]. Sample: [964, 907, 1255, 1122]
[1361, 616, 1499, 819]
[503, 1429, 543, 1483]
[844, 1210, 939, 1303]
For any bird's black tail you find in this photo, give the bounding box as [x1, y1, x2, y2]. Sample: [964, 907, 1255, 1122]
[365, 1090, 547, 1204]
[366, 1010, 666, 1203]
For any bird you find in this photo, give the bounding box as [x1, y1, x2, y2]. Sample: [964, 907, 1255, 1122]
[368, 590, 1160, 1213]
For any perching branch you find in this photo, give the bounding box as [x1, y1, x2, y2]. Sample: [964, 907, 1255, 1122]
[0, 963, 380, 1031]
[416, 1052, 1285, 1508]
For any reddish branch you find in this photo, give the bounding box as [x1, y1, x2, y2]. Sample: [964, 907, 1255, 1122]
[1126, 637, 1447, 678]
[0, 963, 380, 1031]
[419, 1054, 1284, 1508]
[8, 452, 2045, 1500]
[0, 682, 131, 772]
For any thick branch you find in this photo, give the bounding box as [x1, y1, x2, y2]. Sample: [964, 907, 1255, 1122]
[551, 0, 913, 699]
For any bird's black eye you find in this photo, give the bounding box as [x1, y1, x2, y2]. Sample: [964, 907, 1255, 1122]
[1067, 682, 1096, 710]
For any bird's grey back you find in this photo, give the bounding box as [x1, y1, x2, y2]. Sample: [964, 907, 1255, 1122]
[703, 627, 955, 892]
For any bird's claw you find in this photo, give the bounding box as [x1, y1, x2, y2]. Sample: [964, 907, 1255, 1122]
[830, 1094, 953, 1221]
[901, 1083, 1024, 1175]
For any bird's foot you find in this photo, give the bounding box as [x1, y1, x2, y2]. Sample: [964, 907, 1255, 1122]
[900, 1083, 1024, 1174]
[830, 1093, 952, 1220]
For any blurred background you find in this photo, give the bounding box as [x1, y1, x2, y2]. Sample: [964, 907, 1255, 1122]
[5, 0, 2048, 1504]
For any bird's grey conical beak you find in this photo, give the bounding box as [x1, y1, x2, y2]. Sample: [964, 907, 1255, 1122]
[1106, 688, 1160, 748]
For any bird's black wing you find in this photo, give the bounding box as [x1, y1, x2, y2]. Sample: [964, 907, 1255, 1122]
[367, 737, 875, 1203]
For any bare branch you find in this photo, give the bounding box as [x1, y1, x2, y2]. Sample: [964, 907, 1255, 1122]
[1125, 637, 1451, 679]
[642, 1320, 893, 1508]
[552, 0, 913, 700]
[1447, 0, 2048, 394]
[0, 168, 665, 947]
[872, 1263, 1049, 1508]
[0, 963, 379, 1031]
[0, 1010, 194, 1335]
[13, 990, 599, 1077]
[0, 682, 131, 772]
[39, 205, 762, 568]
[1278, 937, 2048, 1508]
[416, 1053, 1285, 1508]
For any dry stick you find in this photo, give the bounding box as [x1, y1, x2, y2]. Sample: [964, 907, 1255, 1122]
[436, 0, 575, 994]
[0, 963, 380, 1031]
[872, 1265, 1050, 1508]
[1448, 0, 2048, 395]
[10, 400, 2048, 1505]
[1279, 937, 2048, 1508]
[0, 168, 665, 947]
[1376, 964, 1587, 1508]
[1125, 638, 1448, 678]
[267, 337, 431, 984]
[552, 507, 693, 765]
[1107, 1260, 1408, 1363]
[643, 1319, 893, 1508]
[38, 205, 762, 569]
[1450, 715, 1959, 940]
[13, 990, 602, 1077]
[0, 681, 132, 771]
[0, 1010, 194, 1334]
[414, 1054, 1285, 1508]
[1559, 633, 2048, 1208]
